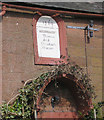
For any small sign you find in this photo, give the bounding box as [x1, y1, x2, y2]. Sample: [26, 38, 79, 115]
[36, 16, 60, 58]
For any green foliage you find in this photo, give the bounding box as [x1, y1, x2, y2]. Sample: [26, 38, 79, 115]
[84, 101, 104, 119]
[0, 56, 95, 119]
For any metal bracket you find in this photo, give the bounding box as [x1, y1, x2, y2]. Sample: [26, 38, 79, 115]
[67, 26, 99, 31]
[66, 20, 99, 43]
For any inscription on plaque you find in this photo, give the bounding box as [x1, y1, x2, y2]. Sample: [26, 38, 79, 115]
[36, 16, 60, 58]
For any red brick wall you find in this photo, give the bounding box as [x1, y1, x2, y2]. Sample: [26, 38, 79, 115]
[2, 11, 103, 104]
[2, 12, 53, 102]
[0, 18, 2, 104]
[65, 18, 102, 102]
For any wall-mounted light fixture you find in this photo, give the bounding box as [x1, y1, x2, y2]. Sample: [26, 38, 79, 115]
[51, 96, 60, 108]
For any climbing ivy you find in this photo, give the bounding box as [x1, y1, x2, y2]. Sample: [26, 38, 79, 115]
[83, 101, 104, 119]
[0, 57, 96, 119]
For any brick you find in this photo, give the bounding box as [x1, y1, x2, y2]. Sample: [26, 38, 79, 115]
[87, 66, 93, 75]
[67, 36, 85, 48]
[2, 73, 21, 83]
[3, 40, 17, 54]
[2, 38, 33, 55]
[7, 53, 25, 73]
[88, 66, 102, 76]
[2, 52, 9, 65]
[90, 74, 102, 83]
[0, 65, 2, 104]
[21, 72, 40, 82]
[91, 38, 102, 48]
[94, 92, 102, 102]
[86, 37, 102, 49]
[15, 42, 28, 55]
[0, 32, 2, 65]
[68, 46, 85, 57]
[91, 57, 102, 67]
[94, 29, 102, 39]
[0, 52, 2, 65]
[2, 12, 103, 104]
[22, 54, 34, 73]
[65, 20, 88, 49]
[102, 91, 104, 101]
[94, 82, 102, 90]
[70, 56, 91, 67]
[67, 29, 84, 42]
[89, 74, 102, 99]
[2, 80, 22, 102]
[92, 67, 102, 75]
[2, 73, 22, 101]
[65, 18, 88, 27]
[26, 42, 34, 55]
[3, 14, 33, 43]
[87, 48, 102, 58]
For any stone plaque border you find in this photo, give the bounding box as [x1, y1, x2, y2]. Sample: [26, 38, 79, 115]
[33, 15, 67, 65]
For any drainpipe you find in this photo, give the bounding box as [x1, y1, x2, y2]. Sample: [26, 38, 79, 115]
[0, 6, 6, 16]
[34, 109, 37, 120]
[94, 109, 96, 120]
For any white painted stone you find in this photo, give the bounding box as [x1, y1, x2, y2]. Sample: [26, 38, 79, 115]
[36, 16, 60, 58]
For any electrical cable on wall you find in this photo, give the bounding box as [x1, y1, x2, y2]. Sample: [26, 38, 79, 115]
[67, 20, 99, 75]
[84, 30, 89, 75]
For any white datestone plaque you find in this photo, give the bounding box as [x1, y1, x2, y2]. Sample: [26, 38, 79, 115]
[36, 16, 60, 58]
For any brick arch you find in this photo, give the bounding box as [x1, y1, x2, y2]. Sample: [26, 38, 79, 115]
[37, 73, 92, 118]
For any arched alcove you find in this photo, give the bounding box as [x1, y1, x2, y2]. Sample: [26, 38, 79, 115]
[37, 74, 92, 118]
[2, 63, 94, 119]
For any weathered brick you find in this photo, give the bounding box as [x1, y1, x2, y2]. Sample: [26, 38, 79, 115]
[70, 56, 91, 67]
[86, 37, 102, 49]
[91, 57, 102, 67]
[0, 20, 2, 104]
[3, 40, 17, 54]
[0, 65, 2, 104]
[7, 53, 25, 73]
[94, 90, 102, 102]
[2, 73, 22, 101]
[2, 52, 9, 65]
[90, 74, 102, 83]
[87, 48, 102, 58]
[92, 67, 102, 75]
[88, 66, 102, 77]
[2, 12, 103, 104]
[0, 52, 2, 65]
[68, 46, 85, 57]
